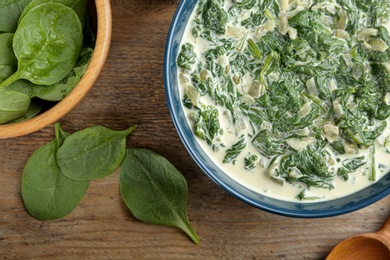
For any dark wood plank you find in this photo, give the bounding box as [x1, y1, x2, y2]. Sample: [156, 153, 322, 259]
[1, 0, 389, 259]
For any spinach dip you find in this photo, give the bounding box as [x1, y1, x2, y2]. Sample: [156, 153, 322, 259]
[177, 0, 390, 201]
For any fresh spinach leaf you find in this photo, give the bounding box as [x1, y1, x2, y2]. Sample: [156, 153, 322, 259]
[0, 88, 30, 123]
[0, 3, 83, 88]
[120, 148, 200, 244]
[0, 33, 17, 82]
[21, 123, 199, 243]
[7, 47, 93, 101]
[22, 123, 89, 220]
[19, 0, 88, 27]
[57, 125, 137, 181]
[55, 121, 71, 143]
[0, 0, 31, 33]
[35, 47, 93, 101]
[4, 79, 35, 98]
[7, 98, 43, 123]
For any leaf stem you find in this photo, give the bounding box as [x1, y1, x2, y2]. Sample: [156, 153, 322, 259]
[369, 145, 376, 181]
[247, 39, 261, 59]
[122, 124, 138, 136]
[264, 9, 278, 25]
[182, 220, 200, 244]
[0, 71, 20, 88]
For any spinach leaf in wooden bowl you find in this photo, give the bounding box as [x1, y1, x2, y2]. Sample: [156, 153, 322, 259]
[0, 0, 111, 138]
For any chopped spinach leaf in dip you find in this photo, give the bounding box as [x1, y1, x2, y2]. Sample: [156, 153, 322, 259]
[177, 0, 390, 201]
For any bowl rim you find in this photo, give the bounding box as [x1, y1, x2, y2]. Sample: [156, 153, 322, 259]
[0, 0, 112, 139]
[163, 0, 390, 218]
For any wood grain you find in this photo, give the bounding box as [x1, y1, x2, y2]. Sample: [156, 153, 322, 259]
[1, 0, 390, 259]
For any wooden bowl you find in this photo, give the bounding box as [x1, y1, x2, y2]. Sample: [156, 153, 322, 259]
[0, 0, 112, 139]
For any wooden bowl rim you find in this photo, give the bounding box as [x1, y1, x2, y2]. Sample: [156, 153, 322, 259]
[0, 0, 112, 139]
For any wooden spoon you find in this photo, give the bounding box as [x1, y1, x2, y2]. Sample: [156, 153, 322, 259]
[326, 216, 390, 260]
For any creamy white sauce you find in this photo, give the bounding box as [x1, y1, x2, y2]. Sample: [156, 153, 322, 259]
[178, 2, 390, 202]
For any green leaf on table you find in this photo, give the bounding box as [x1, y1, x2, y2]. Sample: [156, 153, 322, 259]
[55, 121, 71, 144]
[120, 148, 200, 244]
[22, 123, 89, 220]
[57, 125, 137, 181]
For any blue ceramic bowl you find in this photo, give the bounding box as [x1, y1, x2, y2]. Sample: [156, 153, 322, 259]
[163, 0, 390, 218]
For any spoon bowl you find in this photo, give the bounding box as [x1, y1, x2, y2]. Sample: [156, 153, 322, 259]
[327, 217, 390, 260]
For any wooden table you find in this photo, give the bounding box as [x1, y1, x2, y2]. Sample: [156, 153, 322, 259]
[1, 0, 389, 259]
